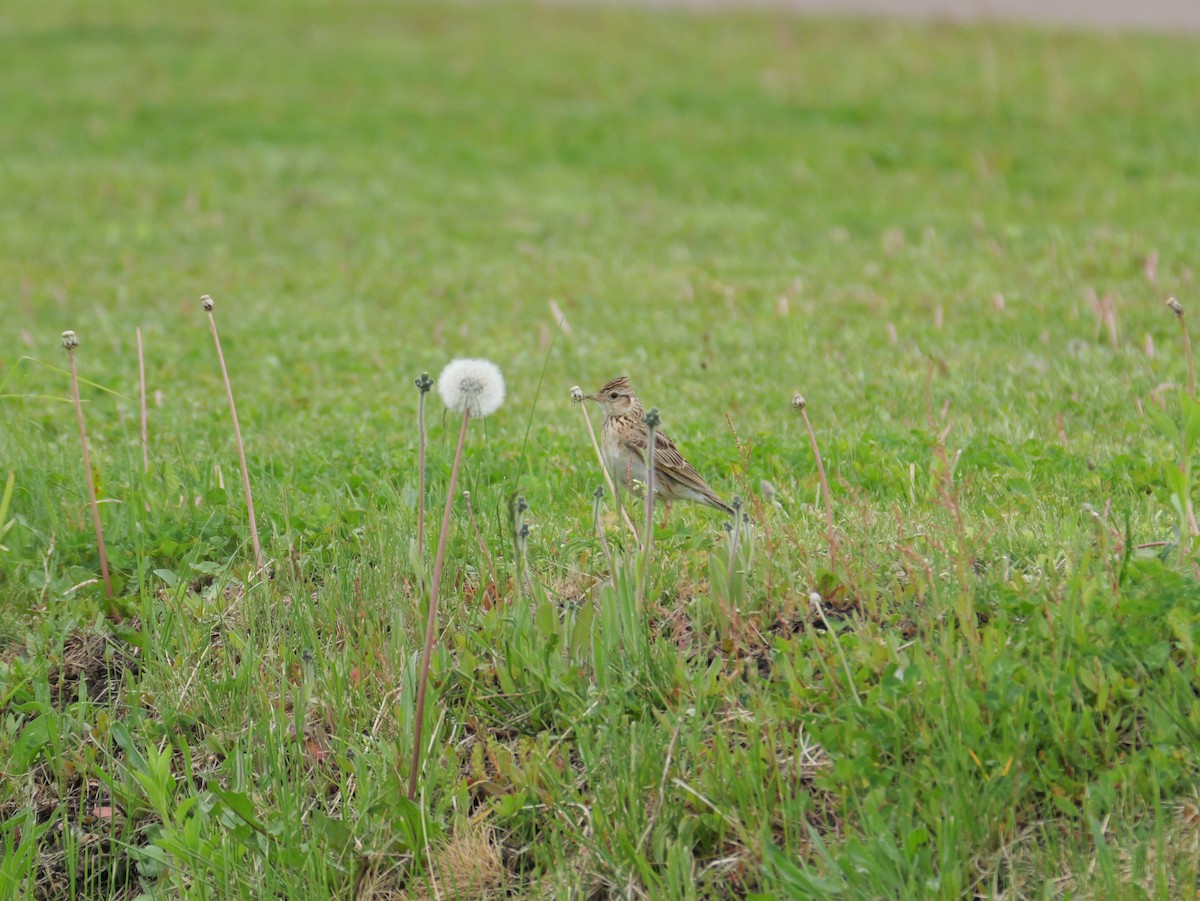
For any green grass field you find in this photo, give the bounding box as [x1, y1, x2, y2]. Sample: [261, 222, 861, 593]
[3, 0, 1200, 897]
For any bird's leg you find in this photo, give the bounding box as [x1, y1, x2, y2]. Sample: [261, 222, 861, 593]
[625, 458, 634, 493]
[660, 499, 672, 529]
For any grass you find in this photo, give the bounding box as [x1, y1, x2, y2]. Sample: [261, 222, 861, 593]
[2, 0, 1200, 897]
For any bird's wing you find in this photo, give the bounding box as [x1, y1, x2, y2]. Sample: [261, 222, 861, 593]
[623, 428, 722, 500]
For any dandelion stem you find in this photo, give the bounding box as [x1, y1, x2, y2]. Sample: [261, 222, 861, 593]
[1169, 298, 1195, 398]
[65, 336, 113, 603]
[519, 522, 532, 598]
[795, 395, 838, 570]
[203, 297, 264, 573]
[136, 327, 148, 473]
[574, 397, 639, 546]
[638, 408, 660, 609]
[415, 373, 433, 557]
[409, 407, 470, 801]
[418, 395, 427, 556]
[727, 497, 742, 574]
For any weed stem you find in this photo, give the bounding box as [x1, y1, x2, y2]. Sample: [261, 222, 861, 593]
[415, 372, 433, 557]
[572, 387, 639, 546]
[638, 408, 660, 608]
[409, 407, 470, 800]
[1169, 297, 1195, 397]
[203, 296, 264, 573]
[64, 332, 114, 604]
[794, 395, 838, 570]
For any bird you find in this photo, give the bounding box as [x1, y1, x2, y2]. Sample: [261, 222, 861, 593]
[583, 376, 733, 523]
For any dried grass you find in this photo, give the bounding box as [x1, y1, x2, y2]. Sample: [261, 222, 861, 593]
[356, 825, 507, 901]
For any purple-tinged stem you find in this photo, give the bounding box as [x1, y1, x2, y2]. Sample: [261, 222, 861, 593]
[409, 407, 470, 800]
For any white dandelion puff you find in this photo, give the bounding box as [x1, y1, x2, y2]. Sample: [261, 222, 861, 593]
[410, 354, 504, 801]
[437, 358, 505, 419]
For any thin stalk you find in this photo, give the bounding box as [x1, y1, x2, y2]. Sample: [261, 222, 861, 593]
[572, 390, 639, 545]
[409, 407, 470, 801]
[518, 523, 532, 597]
[638, 408, 660, 609]
[723, 498, 748, 635]
[795, 395, 838, 570]
[727, 496, 743, 574]
[64, 334, 113, 602]
[415, 373, 433, 556]
[137, 327, 148, 473]
[1168, 298, 1195, 398]
[203, 296, 264, 573]
[418, 393, 427, 556]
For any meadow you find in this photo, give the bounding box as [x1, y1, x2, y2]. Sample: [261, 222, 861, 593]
[2, 0, 1200, 897]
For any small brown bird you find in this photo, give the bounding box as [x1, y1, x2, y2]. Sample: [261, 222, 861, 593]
[584, 376, 732, 521]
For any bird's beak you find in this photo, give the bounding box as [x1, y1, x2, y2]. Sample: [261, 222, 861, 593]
[582, 392, 602, 403]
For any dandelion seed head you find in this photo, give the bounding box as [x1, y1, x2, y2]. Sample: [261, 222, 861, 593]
[792, 393, 807, 411]
[61, 330, 79, 351]
[201, 295, 215, 312]
[570, 385, 585, 404]
[437, 358, 505, 419]
[1167, 296, 1184, 317]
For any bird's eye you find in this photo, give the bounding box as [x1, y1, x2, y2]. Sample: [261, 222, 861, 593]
[610, 392, 619, 399]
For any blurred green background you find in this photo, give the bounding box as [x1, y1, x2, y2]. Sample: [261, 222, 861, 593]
[3, 1, 1200, 897]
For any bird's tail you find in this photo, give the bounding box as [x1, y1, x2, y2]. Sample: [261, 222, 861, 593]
[708, 493, 734, 516]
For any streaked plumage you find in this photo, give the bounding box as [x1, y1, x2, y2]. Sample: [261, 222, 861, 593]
[584, 376, 732, 517]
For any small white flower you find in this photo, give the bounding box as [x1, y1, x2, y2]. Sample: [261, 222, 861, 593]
[437, 358, 505, 419]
